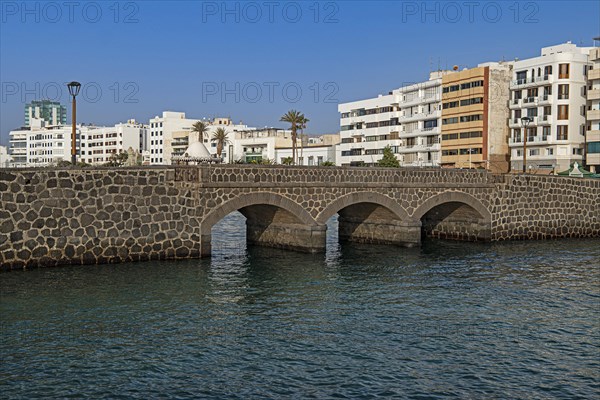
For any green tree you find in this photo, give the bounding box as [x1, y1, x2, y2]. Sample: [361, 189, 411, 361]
[104, 152, 129, 167]
[378, 146, 400, 168]
[191, 121, 209, 142]
[320, 160, 335, 166]
[280, 110, 307, 164]
[281, 157, 294, 165]
[212, 127, 229, 159]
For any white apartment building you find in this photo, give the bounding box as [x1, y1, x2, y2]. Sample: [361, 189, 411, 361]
[275, 145, 336, 166]
[148, 112, 200, 165]
[8, 119, 146, 167]
[204, 118, 252, 161]
[232, 128, 297, 163]
[586, 44, 600, 172]
[275, 134, 340, 165]
[337, 72, 448, 167]
[0, 145, 12, 168]
[8, 129, 27, 167]
[508, 42, 593, 173]
[80, 120, 146, 165]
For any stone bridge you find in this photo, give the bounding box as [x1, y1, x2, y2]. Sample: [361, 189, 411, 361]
[1, 166, 599, 269]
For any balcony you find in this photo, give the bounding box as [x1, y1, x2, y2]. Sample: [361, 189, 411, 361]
[509, 99, 521, 109]
[510, 75, 553, 89]
[539, 115, 553, 125]
[588, 68, 600, 80]
[509, 116, 538, 128]
[522, 96, 538, 105]
[538, 94, 552, 105]
[587, 109, 600, 120]
[509, 135, 549, 145]
[587, 89, 600, 101]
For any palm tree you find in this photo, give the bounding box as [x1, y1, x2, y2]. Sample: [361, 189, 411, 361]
[280, 110, 306, 164]
[298, 114, 309, 163]
[191, 121, 209, 143]
[212, 127, 229, 160]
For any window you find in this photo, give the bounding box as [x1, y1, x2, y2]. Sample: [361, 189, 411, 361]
[573, 148, 582, 155]
[547, 148, 554, 156]
[460, 97, 483, 106]
[423, 119, 438, 129]
[442, 133, 459, 140]
[459, 131, 483, 139]
[558, 105, 569, 120]
[513, 128, 521, 141]
[442, 117, 458, 125]
[529, 149, 540, 156]
[542, 126, 551, 139]
[459, 114, 482, 122]
[443, 101, 459, 109]
[544, 65, 552, 77]
[442, 84, 459, 93]
[558, 63, 570, 79]
[526, 108, 538, 117]
[442, 150, 458, 156]
[557, 125, 568, 140]
[558, 84, 569, 99]
[587, 142, 600, 154]
[459, 148, 482, 155]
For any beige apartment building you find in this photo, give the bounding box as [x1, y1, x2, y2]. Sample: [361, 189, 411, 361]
[440, 63, 512, 172]
[587, 45, 600, 172]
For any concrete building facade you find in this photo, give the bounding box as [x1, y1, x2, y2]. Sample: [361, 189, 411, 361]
[232, 128, 297, 163]
[0, 146, 12, 168]
[586, 45, 600, 172]
[7, 119, 146, 167]
[338, 72, 447, 167]
[508, 42, 592, 173]
[24, 100, 67, 127]
[440, 62, 512, 173]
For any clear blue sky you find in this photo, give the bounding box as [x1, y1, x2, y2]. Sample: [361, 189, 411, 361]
[1, 0, 599, 144]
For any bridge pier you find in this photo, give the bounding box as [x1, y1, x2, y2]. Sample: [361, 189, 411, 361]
[338, 217, 422, 247]
[246, 221, 327, 253]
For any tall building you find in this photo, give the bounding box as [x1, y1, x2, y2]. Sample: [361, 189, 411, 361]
[508, 42, 592, 173]
[586, 42, 600, 173]
[8, 119, 146, 167]
[148, 112, 201, 165]
[80, 120, 147, 165]
[8, 129, 27, 167]
[24, 100, 67, 127]
[338, 72, 448, 167]
[440, 62, 512, 172]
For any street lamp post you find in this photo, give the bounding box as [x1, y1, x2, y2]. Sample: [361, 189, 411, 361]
[521, 116, 532, 174]
[67, 81, 81, 165]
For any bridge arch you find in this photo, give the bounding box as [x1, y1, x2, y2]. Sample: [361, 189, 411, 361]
[316, 192, 409, 224]
[200, 192, 324, 257]
[201, 192, 317, 235]
[316, 192, 420, 247]
[413, 192, 491, 241]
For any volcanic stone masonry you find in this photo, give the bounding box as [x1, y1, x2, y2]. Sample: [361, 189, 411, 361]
[1, 166, 598, 270]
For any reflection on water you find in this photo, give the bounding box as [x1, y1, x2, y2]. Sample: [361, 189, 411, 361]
[0, 212, 599, 398]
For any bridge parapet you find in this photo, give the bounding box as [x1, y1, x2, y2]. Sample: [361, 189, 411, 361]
[174, 165, 504, 187]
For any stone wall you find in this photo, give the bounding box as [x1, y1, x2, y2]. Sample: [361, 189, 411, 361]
[1, 165, 599, 270]
[0, 168, 199, 270]
[491, 174, 600, 240]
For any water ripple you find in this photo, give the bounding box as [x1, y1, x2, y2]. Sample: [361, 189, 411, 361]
[1, 214, 599, 398]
